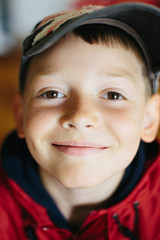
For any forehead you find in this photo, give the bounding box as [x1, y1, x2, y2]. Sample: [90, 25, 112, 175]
[28, 33, 143, 71]
[25, 32, 145, 92]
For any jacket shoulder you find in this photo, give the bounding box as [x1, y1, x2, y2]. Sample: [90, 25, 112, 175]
[0, 168, 26, 239]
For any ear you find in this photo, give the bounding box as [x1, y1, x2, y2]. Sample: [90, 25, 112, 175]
[13, 92, 25, 139]
[141, 94, 160, 143]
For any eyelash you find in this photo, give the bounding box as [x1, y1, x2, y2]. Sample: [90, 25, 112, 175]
[100, 91, 125, 101]
[39, 90, 125, 102]
[40, 90, 65, 99]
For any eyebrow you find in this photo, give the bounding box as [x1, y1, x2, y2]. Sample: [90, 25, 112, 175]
[30, 70, 61, 82]
[101, 71, 137, 83]
[31, 68, 138, 88]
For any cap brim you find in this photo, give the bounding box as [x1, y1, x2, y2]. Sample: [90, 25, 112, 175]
[21, 3, 160, 92]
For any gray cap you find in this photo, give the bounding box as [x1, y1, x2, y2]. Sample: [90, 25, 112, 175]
[20, 3, 160, 93]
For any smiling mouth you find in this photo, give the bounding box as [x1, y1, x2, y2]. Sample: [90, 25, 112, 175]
[52, 142, 108, 157]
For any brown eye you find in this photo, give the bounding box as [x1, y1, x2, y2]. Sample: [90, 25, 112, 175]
[101, 91, 124, 100]
[41, 90, 65, 99]
[108, 92, 122, 100]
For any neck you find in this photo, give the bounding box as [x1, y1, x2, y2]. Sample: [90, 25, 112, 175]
[39, 169, 124, 229]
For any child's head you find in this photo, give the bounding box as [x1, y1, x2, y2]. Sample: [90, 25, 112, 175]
[14, 3, 160, 189]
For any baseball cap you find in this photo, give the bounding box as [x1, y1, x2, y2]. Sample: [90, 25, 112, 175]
[20, 3, 160, 93]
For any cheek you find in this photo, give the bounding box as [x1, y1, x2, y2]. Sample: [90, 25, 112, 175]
[100, 108, 144, 175]
[103, 105, 145, 148]
[23, 105, 62, 138]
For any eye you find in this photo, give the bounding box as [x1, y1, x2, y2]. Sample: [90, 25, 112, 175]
[41, 90, 65, 99]
[101, 91, 124, 101]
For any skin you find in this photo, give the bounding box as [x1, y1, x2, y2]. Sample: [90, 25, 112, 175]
[14, 33, 160, 228]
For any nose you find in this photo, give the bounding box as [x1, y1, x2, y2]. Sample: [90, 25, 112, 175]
[60, 98, 101, 130]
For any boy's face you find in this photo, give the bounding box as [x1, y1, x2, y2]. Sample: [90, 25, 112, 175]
[16, 33, 154, 188]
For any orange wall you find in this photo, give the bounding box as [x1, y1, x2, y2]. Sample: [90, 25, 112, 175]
[0, 51, 20, 145]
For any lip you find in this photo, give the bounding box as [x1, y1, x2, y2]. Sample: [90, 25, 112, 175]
[52, 142, 108, 157]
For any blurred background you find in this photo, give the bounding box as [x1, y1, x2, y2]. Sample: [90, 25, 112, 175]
[0, 0, 160, 145]
[0, 0, 74, 145]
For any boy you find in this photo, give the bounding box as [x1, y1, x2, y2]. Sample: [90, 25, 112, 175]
[0, 2, 160, 240]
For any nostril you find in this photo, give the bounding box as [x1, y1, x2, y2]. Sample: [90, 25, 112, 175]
[60, 113, 101, 130]
[68, 123, 75, 128]
[86, 124, 93, 128]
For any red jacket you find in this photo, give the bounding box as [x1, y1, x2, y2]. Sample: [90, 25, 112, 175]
[0, 140, 160, 240]
[74, 0, 160, 8]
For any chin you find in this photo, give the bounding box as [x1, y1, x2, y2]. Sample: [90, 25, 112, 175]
[57, 173, 106, 189]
